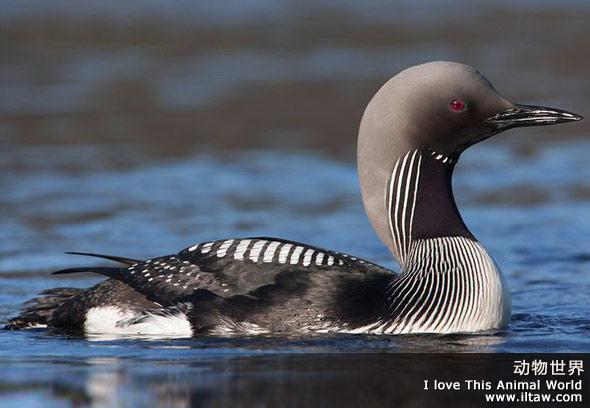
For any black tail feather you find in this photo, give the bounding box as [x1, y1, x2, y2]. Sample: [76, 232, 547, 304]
[65, 252, 140, 266]
[53, 267, 123, 279]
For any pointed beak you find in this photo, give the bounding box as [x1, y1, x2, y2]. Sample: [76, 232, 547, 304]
[484, 104, 583, 129]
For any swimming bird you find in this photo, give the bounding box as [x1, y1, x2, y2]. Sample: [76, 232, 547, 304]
[6, 61, 582, 336]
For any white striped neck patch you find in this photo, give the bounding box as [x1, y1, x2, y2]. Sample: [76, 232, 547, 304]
[386, 149, 422, 267]
[385, 149, 472, 268]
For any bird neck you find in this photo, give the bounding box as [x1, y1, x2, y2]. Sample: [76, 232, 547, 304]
[359, 148, 473, 268]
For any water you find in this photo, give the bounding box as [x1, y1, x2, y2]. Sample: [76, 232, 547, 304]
[1, 1, 589, 406]
[1, 141, 589, 405]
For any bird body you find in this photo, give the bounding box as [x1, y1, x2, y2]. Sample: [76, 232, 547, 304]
[6, 61, 581, 336]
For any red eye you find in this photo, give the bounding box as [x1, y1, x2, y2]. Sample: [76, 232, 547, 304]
[449, 99, 466, 112]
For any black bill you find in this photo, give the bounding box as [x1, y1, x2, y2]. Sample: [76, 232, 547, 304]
[484, 104, 583, 129]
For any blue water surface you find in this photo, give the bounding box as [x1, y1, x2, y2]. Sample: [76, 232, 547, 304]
[1, 1, 589, 405]
[1, 139, 589, 407]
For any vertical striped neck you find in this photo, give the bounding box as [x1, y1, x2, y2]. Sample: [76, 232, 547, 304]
[386, 149, 473, 267]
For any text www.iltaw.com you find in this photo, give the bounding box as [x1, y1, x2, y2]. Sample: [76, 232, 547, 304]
[485, 392, 583, 403]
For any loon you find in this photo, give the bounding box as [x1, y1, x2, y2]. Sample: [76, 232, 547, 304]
[6, 61, 582, 337]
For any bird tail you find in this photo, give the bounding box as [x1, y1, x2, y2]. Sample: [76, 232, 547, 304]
[4, 287, 84, 330]
[64, 252, 140, 266]
[50, 251, 138, 279]
[5, 252, 138, 330]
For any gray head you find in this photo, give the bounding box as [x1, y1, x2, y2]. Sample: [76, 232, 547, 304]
[358, 61, 582, 261]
